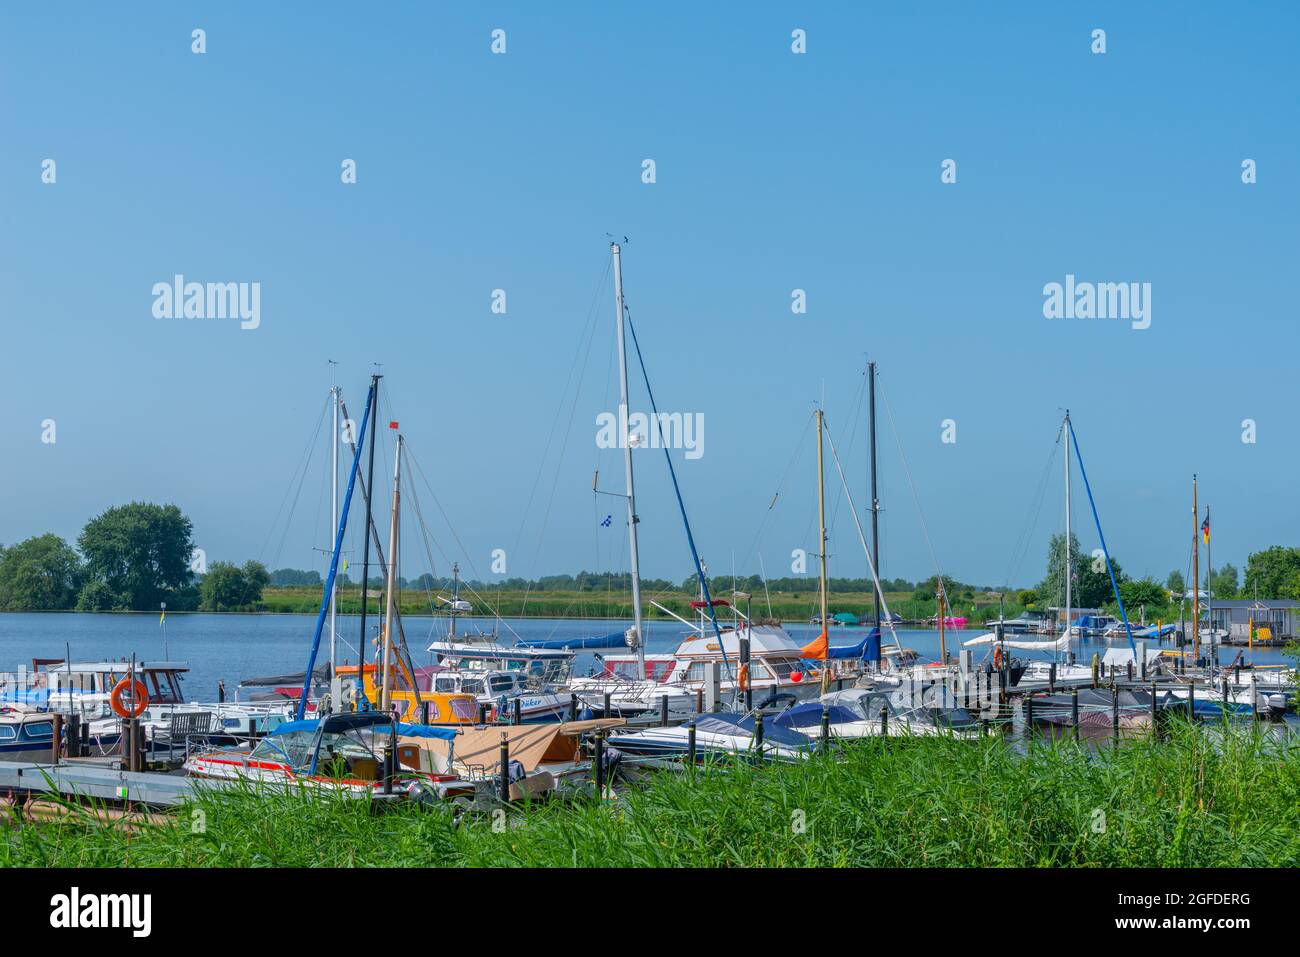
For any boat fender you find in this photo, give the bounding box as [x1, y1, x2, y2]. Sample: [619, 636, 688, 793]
[738, 664, 750, 691]
[109, 677, 149, 719]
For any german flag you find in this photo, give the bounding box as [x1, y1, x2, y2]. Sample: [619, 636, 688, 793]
[1201, 509, 1210, 545]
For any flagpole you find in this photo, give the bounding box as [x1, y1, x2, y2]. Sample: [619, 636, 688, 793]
[160, 602, 167, 659]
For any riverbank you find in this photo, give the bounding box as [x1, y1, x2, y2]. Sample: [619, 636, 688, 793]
[5, 722, 1297, 867]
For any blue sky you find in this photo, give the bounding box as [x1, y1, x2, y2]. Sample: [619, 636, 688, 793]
[2, 2, 1297, 592]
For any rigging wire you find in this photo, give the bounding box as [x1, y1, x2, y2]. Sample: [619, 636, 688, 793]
[259, 393, 330, 569]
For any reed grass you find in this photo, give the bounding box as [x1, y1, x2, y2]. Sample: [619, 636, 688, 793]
[2, 721, 1296, 867]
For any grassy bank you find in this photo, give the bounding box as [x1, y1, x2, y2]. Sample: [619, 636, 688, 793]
[5, 723, 1297, 867]
[257, 585, 1018, 623]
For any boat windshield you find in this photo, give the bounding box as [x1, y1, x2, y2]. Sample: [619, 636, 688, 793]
[251, 730, 316, 769]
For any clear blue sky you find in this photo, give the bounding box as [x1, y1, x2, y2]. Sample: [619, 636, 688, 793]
[2, 2, 1297, 593]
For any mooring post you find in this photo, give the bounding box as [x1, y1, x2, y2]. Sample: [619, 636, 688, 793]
[1222, 676, 1229, 713]
[1048, 662, 1056, 694]
[1111, 685, 1120, 748]
[696, 688, 704, 713]
[66, 713, 80, 759]
[821, 706, 831, 753]
[421, 700, 430, 724]
[513, 698, 522, 726]
[570, 693, 578, 721]
[687, 721, 697, 769]
[603, 692, 611, 718]
[1188, 681, 1196, 721]
[1025, 695, 1034, 734]
[1071, 687, 1080, 740]
[660, 694, 669, 727]
[593, 730, 606, 796]
[753, 711, 765, 761]
[499, 731, 510, 803]
[1151, 681, 1159, 739]
[478, 703, 489, 725]
[383, 744, 394, 795]
[51, 713, 63, 765]
[880, 707, 888, 739]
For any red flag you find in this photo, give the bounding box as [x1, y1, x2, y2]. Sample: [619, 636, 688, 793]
[388, 421, 399, 430]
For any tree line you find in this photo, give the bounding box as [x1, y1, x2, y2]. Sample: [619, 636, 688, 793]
[0, 502, 268, 613]
[6, 504, 1300, 615]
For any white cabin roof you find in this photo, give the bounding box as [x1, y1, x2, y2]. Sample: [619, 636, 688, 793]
[672, 624, 803, 658]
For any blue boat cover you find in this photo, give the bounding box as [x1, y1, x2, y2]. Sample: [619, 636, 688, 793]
[690, 713, 812, 749]
[772, 703, 861, 729]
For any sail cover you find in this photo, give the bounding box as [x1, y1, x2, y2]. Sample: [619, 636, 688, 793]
[961, 632, 1071, 652]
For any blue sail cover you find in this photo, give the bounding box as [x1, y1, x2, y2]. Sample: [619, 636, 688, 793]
[516, 633, 625, 650]
[826, 627, 881, 660]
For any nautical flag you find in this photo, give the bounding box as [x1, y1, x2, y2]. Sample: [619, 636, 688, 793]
[600, 515, 612, 527]
[388, 421, 399, 430]
[342, 558, 349, 573]
[1201, 509, 1210, 545]
[159, 609, 165, 626]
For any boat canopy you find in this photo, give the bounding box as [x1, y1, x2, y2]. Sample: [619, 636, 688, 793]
[269, 713, 458, 741]
[675, 624, 802, 658]
[772, 703, 862, 729]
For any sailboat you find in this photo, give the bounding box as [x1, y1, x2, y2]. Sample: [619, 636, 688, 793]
[569, 243, 822, 716]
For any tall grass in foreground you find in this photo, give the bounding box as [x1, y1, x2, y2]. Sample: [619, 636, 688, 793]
[3, 721, 1297, 867]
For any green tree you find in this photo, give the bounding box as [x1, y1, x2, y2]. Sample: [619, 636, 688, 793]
[1243, 546, 1300, 599]
[200, 560, 270, 611]
[78, 502, 195, 610]
[1166, 569, 1185, 595]
[1209, 563, 1239, 600]
[1118, 577, 1167, 610]
[0, 535, 83, 610]
[1037, 532, 1124, 608]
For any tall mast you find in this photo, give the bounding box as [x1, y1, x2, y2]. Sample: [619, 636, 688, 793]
[1063, 410, 1071, 650]
[1205, 503, 1212, 665]
[449, 562, 459, 642]
[329, 380, 341, 710]
[357, 374, 381, 692]
[611, 242, 645, 674]
[1192, 475, 1200, 663]
[868, 362, 881, 658]
[380, 434, 401, 710]
[816, 409, 829, 640]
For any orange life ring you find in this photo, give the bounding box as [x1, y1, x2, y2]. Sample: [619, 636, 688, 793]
[110, 677, 149, 719]
[992, 646, 1004, 669]
[738, 664, 750, 691]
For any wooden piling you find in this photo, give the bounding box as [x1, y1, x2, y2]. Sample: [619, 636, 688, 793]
[498, 732, 510, 803]
[513, 698, 522, 726]
[1048, 662, 1056, 694]
[687, 722, 697, 768]
[1071, 687, 1080, 740]
[1111, 685, 1120, 748]
[754, 712, 764, 762]
[821, 706, 831, 752]
[593, 730, 605, 796]
[50, 713, 63, 765]
[570, 693, 578, 721]
[660, 695, 669, 727]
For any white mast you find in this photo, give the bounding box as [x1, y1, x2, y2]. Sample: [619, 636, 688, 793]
[380, 434, 402, 710]
[611, 242, 646, 674]
[1063, 410, 1072, 654]
[329, 379, 341, 711]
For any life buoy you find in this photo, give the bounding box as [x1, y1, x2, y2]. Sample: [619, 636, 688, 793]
[992, 646, 1004, 670]
[110, 677, 149, 719]
[737, 664, 750, 691]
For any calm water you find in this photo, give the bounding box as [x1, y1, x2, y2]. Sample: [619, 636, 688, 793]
[0, 613, 1289, 703]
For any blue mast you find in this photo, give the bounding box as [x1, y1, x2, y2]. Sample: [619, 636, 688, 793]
[296, 381, 375, 720]
[1066, 416, 1137, 658]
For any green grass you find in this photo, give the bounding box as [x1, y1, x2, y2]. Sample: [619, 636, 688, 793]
[254, 586, 1016, 623]
[4, 721, 1297, 867]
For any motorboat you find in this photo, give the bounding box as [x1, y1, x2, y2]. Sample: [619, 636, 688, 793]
[604, 712, 813, 763]
[425, 642, 575, 722]
[569, 623, 833, 716]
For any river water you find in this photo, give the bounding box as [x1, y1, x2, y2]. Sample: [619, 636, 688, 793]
[0, 613, 1290, 703]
